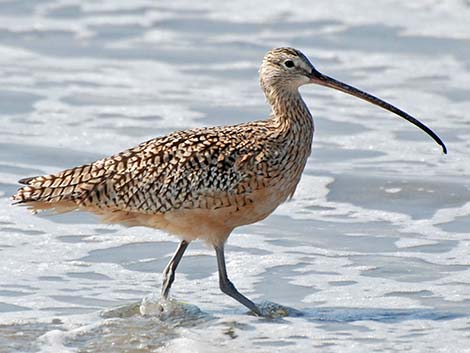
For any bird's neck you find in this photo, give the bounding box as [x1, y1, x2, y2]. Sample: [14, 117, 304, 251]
[266, 87, 314, 134]
[264, 86, 315, 195]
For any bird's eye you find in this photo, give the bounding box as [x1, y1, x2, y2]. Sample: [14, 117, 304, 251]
[284, 60, 295, 68]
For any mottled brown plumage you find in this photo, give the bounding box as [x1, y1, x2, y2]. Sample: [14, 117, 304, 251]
[12, 48, 314, 246]
[11, 47, 446, 316]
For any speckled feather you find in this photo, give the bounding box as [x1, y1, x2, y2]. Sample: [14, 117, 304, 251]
[12, 48, 315, 244]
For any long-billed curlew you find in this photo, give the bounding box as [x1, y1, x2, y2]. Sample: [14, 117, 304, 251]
[12, 48, 447, 316]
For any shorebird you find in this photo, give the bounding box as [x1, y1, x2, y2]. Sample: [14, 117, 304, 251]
[12, 48, 446, 316]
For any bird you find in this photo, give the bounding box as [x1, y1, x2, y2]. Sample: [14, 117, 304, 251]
[11, 47, 447, 316]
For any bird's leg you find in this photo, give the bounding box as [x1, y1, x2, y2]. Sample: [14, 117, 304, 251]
[214, 244, 262, 316]
[161, 240, 189, 299]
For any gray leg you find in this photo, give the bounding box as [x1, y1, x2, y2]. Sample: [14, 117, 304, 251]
[161, 240, 189, 299]
[215, 245, 262, 316]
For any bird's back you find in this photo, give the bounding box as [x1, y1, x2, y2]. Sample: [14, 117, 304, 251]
[12, 47, 324, 244]
[12, 119, 308, 240]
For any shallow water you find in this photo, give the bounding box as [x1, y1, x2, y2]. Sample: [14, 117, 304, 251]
[1, 1, 470, 352]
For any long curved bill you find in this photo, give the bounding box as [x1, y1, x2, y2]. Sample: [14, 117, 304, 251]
[309, 68, 447, 154]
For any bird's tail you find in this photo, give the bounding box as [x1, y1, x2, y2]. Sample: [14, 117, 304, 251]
[11, 163, 106, 214]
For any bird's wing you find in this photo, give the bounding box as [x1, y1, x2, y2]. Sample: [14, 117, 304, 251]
[103, 127, 263, 214]
[12, 125, 265, 214]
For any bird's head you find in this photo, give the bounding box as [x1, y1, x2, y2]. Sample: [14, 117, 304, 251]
[259, 47, 315, 93]
[259, 47, 447, 154]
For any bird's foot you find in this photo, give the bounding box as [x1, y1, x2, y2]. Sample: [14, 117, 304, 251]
[252, 300, 303, 318]
[139, 293, 204, 320]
